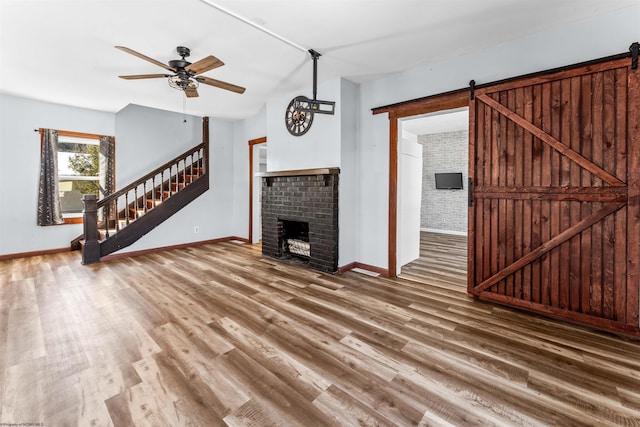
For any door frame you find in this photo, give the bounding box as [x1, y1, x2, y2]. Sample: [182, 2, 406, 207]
[373, 92, 469, 277]
[248, 136, 267, 244]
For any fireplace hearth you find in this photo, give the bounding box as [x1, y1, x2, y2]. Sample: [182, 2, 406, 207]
[261, 168, 339, 273]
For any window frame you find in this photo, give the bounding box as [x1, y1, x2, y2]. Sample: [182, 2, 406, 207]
[43, 129, 114, 224]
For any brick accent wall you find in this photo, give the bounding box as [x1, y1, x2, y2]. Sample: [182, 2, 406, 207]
[261, 172, 339, 273]
[418, 130, 468, 233]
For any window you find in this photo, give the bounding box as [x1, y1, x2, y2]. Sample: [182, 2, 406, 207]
[38, 129, 115, 225]
[58, 136, 101, 219]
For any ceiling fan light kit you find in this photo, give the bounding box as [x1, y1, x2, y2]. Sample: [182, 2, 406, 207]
[116, 45, 245, 98]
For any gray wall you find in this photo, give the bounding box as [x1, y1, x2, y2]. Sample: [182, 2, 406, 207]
[355, 4, 638, 269]
[0, 94, 115, 255]
[419, 130, 468, 234]
[114, 104, 235, 254]
[0, 95, 236, 256]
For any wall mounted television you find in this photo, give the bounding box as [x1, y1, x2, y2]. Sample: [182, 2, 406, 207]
[435, 172, 463, 189]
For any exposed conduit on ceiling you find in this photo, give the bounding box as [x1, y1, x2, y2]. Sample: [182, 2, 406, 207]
[198, 0, 309, 53]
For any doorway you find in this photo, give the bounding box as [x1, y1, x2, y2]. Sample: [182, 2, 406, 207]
[248, 137, 267, 244]
[397, 108, 469, 287]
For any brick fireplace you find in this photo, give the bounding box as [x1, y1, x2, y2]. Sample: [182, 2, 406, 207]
[260, 168, 339, 273]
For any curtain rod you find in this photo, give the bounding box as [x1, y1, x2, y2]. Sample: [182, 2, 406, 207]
[34, 128, 105, 139]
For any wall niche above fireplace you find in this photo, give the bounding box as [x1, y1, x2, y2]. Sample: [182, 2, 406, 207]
[261, 168, 339, 273]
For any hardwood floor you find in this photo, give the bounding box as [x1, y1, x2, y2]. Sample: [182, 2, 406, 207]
[399, 231, 467, 289]
[2, 239, 640, 426]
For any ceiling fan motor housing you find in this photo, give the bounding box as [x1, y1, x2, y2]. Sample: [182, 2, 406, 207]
[176, 46, 190, 58]
[169, 46, 192, 71]
[169, 59, 192, 70]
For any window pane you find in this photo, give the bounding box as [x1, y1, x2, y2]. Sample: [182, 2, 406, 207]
[58, 142, 100, 177]
[59, 179, 99, 214]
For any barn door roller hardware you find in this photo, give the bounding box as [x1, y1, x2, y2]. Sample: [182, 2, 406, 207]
[293, 49, 336, 115]
[630, 42, 639, 70]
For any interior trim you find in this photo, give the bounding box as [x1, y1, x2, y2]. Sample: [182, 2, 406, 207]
[63, 217, 84, 224]
[38, 128, 103, 140]
[338, 261, 389, 277]
[257, 167, 340, 177]
[248, 136, 267, 244]
[100, 236, 248, 262]
[379, 93, 469, 277]
[0, 246, 71, 261]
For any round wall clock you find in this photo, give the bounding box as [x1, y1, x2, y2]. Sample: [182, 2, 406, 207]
[285, 96, 314, 136]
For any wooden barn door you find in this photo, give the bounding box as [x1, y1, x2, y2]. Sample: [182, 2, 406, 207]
[468, 56, 640, 336]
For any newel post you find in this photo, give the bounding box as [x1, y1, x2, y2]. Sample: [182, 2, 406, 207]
[82, 194, 101, 264]
[202, 116, 209, 175]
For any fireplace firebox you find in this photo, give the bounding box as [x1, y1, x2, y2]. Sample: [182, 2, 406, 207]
[280, 220, 310, 259]
[261, 168, 339, 273]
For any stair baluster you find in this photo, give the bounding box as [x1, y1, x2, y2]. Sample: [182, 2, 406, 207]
[76, 117, 209, 263]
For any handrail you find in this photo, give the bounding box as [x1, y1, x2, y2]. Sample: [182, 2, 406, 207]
[97, 142, 205, 209]
[76, 117, 211, 263]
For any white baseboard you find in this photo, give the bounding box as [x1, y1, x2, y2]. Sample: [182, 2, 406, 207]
[421, 227, 468, 236]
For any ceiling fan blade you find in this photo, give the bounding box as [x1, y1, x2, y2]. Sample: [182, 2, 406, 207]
[186, 55, 224, 75]
[185, 87, 199, 98]
[115, 46, 176, 72]
[119, 74, 170, 80]
[196, 76, 246, 94]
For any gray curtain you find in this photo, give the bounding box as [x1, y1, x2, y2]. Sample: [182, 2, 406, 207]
[99, 135, 115, 197]
[37, 129, 64, 225]
[99, 135, 115, 224]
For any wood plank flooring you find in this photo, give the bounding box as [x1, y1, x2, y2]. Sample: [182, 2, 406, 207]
[400, 231, 467, 289]
[2, 238, 640, 426]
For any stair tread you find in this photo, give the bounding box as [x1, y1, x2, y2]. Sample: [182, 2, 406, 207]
[77, 150, 206, 262]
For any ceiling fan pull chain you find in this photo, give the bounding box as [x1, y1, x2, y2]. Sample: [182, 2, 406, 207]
[183, 91, 187, 123]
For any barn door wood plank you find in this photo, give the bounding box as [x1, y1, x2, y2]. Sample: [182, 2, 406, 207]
[579, 75, 593, 315]
[602, 69, 617, 319]
[476, 94, 625, 187]
[480, 99, 492, 286]
[490, 94, 500, 288]
[614, 67, 628, 323]
[590, 72, 604, 316]
[498, 91, 508, 295]
[522, 86, 534, 302]
[514, 87, 525, 299]
[540, 83, 552, 306]
[531, 84, 543, 304]
[472, 202, 625, 295]
[468, 95, 477, 292]
[626, 67, 640, 327]
[505, 90, 516, 297]
[550, 80, 562, 308]
[569, 76, 582, 313]
[559, 78, 572, 310]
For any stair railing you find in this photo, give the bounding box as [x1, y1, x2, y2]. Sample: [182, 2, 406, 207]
[81, 141, 206, 261]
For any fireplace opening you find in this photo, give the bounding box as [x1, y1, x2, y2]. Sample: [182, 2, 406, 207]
[279, 220, 310, 261]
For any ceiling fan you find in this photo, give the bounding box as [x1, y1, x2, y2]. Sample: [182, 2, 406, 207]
[116, 45, 246, 97]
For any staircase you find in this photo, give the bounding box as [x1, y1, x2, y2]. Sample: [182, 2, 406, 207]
[74, 118, 210, 264]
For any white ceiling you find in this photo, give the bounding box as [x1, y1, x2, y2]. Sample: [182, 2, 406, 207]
[402, 108, 469, 136]
[1, 0, 637, 120]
